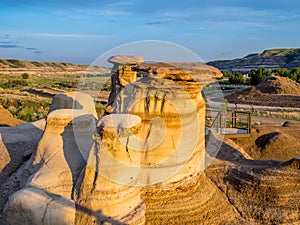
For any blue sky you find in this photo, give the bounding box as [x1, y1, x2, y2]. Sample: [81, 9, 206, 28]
[0, 0, 300, 64]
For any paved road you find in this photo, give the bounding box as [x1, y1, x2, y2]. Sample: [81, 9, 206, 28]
[207, 100, 300, 111]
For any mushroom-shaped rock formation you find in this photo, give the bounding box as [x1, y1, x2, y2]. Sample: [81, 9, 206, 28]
[2, 91, 145, 225]
[133, 62, 223, 82]
[2, 109, 96, 225]
[113, 77, 205, 184]
[106, 56, 144, 113]
[75, 114, 145, 225]
[108, 55, 144, 66]
[49, 91, 98, 119]
[106, 58, 222, 185]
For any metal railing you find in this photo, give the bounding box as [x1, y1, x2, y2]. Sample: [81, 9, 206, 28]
[206, 108, 252, 137]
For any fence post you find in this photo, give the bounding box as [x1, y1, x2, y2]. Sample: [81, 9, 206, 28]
[219, 112, 222, 134]
[248, 112, 252, 134]
[234, 110, 237, 128]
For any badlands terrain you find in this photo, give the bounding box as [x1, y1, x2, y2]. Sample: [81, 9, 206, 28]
[0, 57, 299, 224]
[208, 48, 300, 72]
[225, 75, 300, 107]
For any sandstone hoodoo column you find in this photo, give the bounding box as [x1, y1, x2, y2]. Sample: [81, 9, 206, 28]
[75, 114, 145, 225]
[28, 109, 96, 197]
[108, 60, 221, 185]
[2, 108, 96, 225]
[106, 55, 144, 114]
[114, 76, 205, 185]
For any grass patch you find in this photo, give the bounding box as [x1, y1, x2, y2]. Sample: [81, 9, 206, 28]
[0, 97, 51, 122]
[0, 79, 28, 89]
[252, 110, 300, 121]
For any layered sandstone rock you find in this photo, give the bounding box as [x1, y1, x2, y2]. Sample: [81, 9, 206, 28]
[134, 62, 223, 82]
[112, 76, 205, 185]
[2, 109, 96, 225]
[0, 120, 44, 184]
[2, 187, 75, 225]
[75, 114, 145, 225]
[27, 109, 96, 198]
[141, 130, 300, 224]
[106, 56, 144, 113]
[206, 158, 300, 225]
[0, 119, 45, 214]
[2, 89, 146, 224]
[107, 59, 221, 185]
[141, 172, 248, 225]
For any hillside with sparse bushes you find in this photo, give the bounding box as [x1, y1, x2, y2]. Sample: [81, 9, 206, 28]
[208, 48, 300, 72]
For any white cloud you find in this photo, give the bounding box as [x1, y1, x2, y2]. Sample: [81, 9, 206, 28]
[36, 33, 113, 39]
[2, 31, 112, 39]
[97, 1, 133, 16]
[98, 9, 130, 16]
[151, 6, 274, 28]
[37, 33, 82, 38]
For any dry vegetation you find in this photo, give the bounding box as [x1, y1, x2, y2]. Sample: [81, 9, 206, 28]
[0, 60, 111, 122]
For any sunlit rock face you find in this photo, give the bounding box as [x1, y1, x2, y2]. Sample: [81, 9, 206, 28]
[75, 114, 145, 225]
[1, 56, 222, 224]
[2, 108, 96, 225]
[2, 187, 76, 225]
[28, 109, 96, 198]
[0, 105, 24, 127]
[106, 56, 144, 114]
[2, 91, 145, 225]
[107, 58, 221, 185]
[113, 77, 205, 185]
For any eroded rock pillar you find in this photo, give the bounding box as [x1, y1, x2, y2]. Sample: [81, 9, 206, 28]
[106, 60, 222, 186]
[2, 108, 96, 225]
[75, 114, 145, 225]
[112, 76, 206, 185]
[106, 56, 144, 114]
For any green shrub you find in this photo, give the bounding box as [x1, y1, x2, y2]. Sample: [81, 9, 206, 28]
[7, 59, 27, 68]
[95, 102, 106, 118]
[228, 72, 245, 84]
[0, 79, 28, 89]
[21, 73, 29, 79]
[249, 67, 300, 85]
[0, 97, 51, 122]
[56, 81, 78, 88]
[249, 67, 270, 85]
[18, 108, 35, 121]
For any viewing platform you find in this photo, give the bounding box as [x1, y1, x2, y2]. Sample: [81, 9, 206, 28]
[206, 108, 252, 138]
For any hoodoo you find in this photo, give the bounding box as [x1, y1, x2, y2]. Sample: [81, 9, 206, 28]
[106, 57, 220, 185]
[2, 108, 96, 225]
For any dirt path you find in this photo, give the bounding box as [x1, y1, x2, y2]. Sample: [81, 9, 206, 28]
[251, 116, 300, 125]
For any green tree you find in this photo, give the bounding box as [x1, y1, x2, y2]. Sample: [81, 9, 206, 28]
[228, 72, 245, 84]
[271, 68, 290, 78]
[222, 71, 233, 78]
[290, 68, 300, 83]
[249, 67, 269, 85]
